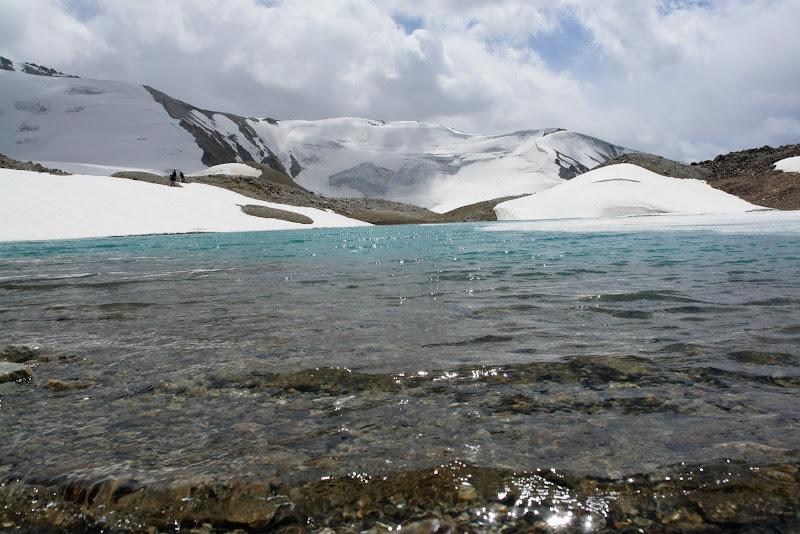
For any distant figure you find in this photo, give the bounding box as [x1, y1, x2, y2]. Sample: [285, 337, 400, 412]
[170, 170, 177, 187]
[179, 171, 185, 183]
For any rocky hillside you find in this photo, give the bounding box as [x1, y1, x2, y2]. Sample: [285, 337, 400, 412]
[692, 144, 800, 210]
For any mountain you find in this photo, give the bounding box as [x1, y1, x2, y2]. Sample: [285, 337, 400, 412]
[0, 58, 632, 211]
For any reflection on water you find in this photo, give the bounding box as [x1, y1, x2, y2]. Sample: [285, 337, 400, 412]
[1, 222, 799, 532]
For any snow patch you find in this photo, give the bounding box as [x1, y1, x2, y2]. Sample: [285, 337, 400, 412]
[775, 156, 800, 173]
[494, 164, 765, 221]
[0, 169, 369, 242]
[187, 163, 261, 177]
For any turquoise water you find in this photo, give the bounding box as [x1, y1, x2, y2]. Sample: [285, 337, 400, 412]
[1, 220, 800, 531]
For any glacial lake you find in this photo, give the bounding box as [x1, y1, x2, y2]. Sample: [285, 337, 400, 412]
[1, 214, 799, 532]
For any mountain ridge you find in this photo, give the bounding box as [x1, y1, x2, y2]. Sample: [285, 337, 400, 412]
[0, 57, 633, 211]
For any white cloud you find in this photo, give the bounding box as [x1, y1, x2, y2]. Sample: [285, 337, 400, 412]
[0, 0, 798, 162]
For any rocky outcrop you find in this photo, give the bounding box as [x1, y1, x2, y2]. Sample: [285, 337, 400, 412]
[143, 85, 290, 175]
[693, 143, 800, 210]
[0, 56, 77, 78]
[240, 204, 313, 224]
[0, 153, 70, 175]
[0, 362, 32, 384]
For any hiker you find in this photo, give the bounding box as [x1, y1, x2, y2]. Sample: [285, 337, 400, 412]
[170, 170, 177, 187]
[179, 171, 185, 183]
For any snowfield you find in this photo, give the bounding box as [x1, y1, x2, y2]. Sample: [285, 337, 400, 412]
[775, 156, 800, 173]
[494, 164, 766, 220]
[0, 70, 204, 173]
[0, 169, 369, 242]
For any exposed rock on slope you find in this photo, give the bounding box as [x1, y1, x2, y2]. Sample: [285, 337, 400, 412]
[693, 144, 800, 210]
[0, 56, 77, 78]
[0, 154, 69, 175]
[144, 85, 288, 173]
[595, 152, 711, 181]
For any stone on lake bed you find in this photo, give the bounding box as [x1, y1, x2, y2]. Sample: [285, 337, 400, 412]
[0, 345, 40, 363]
[0, 362, 32, 383]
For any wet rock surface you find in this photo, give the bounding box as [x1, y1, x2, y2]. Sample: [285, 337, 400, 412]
[2, 350, 799, 532]
[2, 459, 798, 533]
[0, 361, 31, 383]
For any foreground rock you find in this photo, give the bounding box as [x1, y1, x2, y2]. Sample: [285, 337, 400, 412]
[0, 361, 31, 383]
[0, 345, 40, 363]
[1, 461, 797, 533]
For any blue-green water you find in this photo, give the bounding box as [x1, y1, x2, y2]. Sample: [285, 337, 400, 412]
[1, 220, 799, 531]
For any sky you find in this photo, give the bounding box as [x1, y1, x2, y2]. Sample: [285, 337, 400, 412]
[1, 0, 799, 162]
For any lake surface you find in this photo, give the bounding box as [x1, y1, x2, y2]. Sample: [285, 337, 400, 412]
[1, 215, 799, 532]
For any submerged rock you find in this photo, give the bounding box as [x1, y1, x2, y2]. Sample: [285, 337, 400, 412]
[1, 460, 798, 533]
[0, 345, 40, 363]
[0, 361, 31, 383]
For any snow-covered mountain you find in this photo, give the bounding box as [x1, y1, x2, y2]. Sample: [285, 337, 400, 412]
[0, 58, 633, 211]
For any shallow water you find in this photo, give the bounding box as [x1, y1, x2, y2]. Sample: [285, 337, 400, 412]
[1, 220, 799, 532]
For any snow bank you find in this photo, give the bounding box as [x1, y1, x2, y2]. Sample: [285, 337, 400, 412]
[0, 169, 369, 242]
[775, 156, 800, 173]
[494, 164, 764, 221]
[187, 163, 262, 177]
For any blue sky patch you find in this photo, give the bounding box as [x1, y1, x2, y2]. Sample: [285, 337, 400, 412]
[392, 13, 424, 35]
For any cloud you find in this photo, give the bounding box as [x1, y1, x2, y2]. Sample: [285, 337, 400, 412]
[1, 0, 798, 162]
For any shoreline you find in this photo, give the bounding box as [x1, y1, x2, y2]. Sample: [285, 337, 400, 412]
[3, 457, 798, 533]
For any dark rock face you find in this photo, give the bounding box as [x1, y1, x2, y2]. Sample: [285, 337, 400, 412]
[143, 85, 289, 176]
[554, 150, 591, 180]
[0, 56, 76, 77]
[289, 154, 302, 178]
